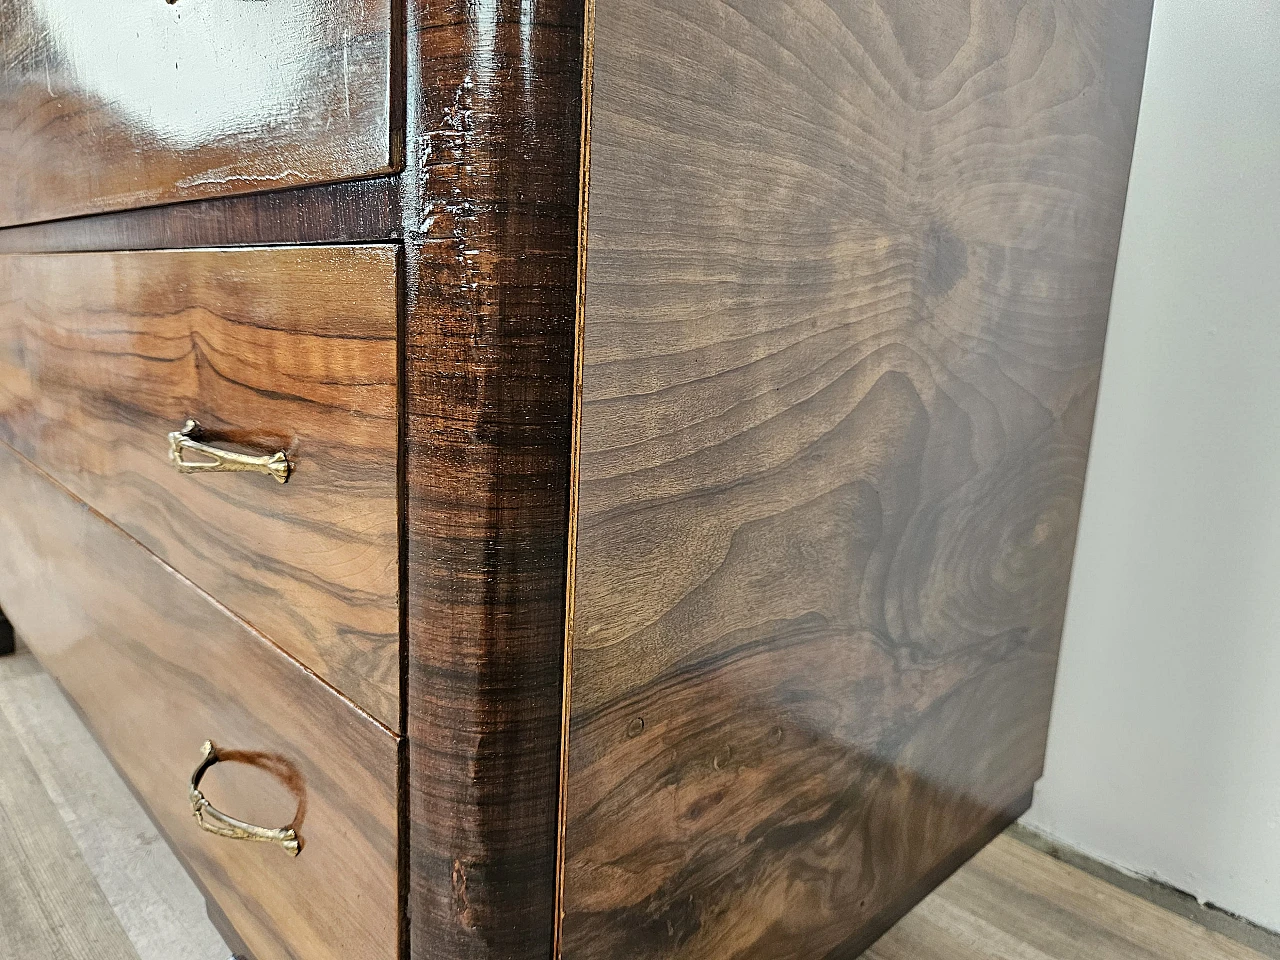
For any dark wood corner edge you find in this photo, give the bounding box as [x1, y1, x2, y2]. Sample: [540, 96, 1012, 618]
[0, 608, 15, 656]
[400, 2, 590, 960]
[0, 176, 402, 254]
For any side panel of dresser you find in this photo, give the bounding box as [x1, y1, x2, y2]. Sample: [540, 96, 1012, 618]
[0, 247, 401, 729]
[0, 0, 399, 226]
[0, 443, 399, 960]
[560, 1, 1156, 959]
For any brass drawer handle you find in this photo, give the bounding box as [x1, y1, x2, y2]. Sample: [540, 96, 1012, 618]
[189, 741, 301, 856]
[168, 419, 291, 483]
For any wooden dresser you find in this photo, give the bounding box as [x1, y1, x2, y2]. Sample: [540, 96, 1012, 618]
[0, 1, 1155, 958]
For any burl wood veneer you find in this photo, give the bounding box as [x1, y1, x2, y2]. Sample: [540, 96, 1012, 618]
[0, 0, 1155, 958]
[559, 1, 1154, 958]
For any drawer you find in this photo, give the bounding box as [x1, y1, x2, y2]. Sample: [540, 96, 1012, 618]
[0, 0, 397, 226]
[0, 246, 400, 728]
[0, 444, 399, 960]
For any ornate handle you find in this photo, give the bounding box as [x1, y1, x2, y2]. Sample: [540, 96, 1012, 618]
[189, 741, 301, 856]
[168, 420, 291, 483]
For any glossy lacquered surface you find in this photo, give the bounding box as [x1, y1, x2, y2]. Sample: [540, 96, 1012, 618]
[398, 2, 586, 958]
[0, 0, 398, 226]
[0, 0, 1158, 956]
[0, 246, 401, 729]
[560, 0, 1155, 957]
[0, 176, 401, 254]
[0, 444, 399, 960]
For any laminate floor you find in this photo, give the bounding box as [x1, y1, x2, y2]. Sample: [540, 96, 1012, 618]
[0, 646, 230, 960]
[0, 643, 1269, 960]
[865, 835, 1272, 960]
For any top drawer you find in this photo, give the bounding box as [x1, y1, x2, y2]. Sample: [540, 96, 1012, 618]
[0, 0, 397, 226]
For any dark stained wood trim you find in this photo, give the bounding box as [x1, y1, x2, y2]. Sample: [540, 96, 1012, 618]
[556, 0, 598, 956]
[396, 244, 414, 960]
[0, 177, 400, 254]
[398, 3, 587, 960]
[0, 609, 14, 657]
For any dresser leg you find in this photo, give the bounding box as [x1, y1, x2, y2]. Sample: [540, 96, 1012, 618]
[0, 610, 14, 656]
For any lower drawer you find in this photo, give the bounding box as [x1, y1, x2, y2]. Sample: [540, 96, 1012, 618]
[0, 442, 399, 960]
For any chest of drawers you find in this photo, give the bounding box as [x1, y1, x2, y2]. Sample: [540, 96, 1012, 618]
[0, 1, 1155, 959]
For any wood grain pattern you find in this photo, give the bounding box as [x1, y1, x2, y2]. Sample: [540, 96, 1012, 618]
[561, 0, 1154, 958]
[0, 443, 399, 960]
[398, 1, 586, 958]
[0, 0, 399, 226]
[0, 246, 401, 728]
[0, 176, 400, 255]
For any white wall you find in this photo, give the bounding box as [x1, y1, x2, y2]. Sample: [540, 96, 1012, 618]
[1024, 0, 1280, 932]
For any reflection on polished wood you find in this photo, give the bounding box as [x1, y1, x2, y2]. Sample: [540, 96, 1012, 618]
[398, 2, 586, 958]
[560, 0, 1155, 957]
[0, 443, 399, 960]
[0, 0, 1159, 956]
[0, 246, 401, 728]
[0, 0, 398, 226]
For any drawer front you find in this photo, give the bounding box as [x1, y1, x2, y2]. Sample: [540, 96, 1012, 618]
[0, 444, 399, 960]
[0, 0, 396, 226]
[0, 246, 400, 728]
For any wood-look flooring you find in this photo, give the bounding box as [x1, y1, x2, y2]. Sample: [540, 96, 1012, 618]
[0, 646, 230, 960]
[866, 836, 1272, 960]
[0, 641, 1269, 960]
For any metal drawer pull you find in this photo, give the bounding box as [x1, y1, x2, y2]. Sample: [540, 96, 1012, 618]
[168, 419, 291, 483]
[189, 741, 301, 856]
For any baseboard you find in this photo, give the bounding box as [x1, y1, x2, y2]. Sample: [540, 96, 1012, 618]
[1010, 823, 1280, 960]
